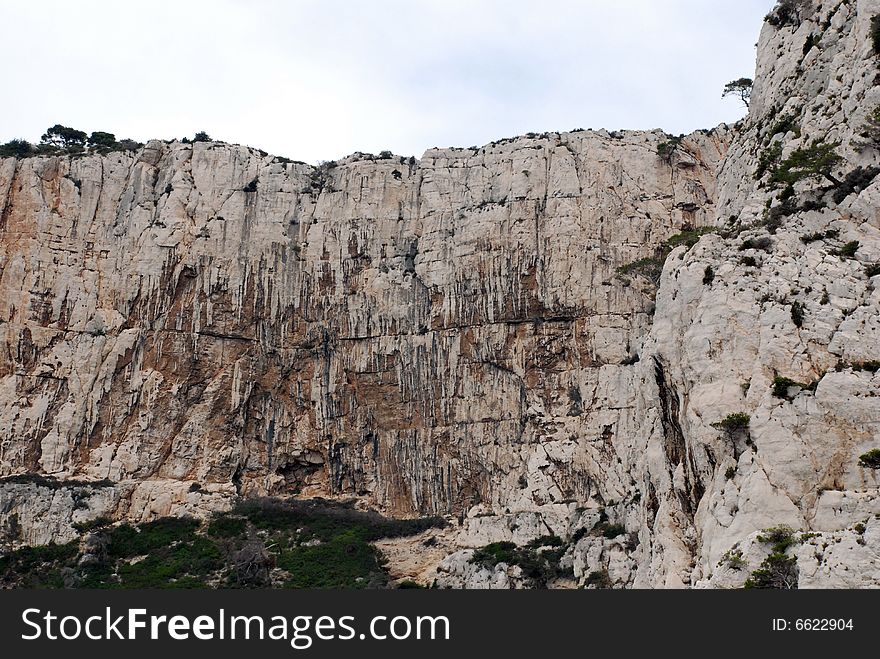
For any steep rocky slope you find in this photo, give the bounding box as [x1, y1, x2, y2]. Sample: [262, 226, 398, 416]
[639, 0, 880, 588]
[1, 0, 878, 589]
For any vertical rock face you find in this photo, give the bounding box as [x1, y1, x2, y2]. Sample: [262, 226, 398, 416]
[1, 0, 878, 589]
[0, 129, 727, 547]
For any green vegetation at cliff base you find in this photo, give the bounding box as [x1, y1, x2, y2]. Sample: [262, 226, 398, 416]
[0, 498, 445, 589]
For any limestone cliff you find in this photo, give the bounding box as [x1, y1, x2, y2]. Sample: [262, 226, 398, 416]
[1, 0, 878, 589]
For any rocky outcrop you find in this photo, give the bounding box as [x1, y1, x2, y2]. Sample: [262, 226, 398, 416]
[1, 0, 878, 589]
[630, 0, 880, 588]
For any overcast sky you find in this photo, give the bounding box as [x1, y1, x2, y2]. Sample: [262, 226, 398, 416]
[1, 0, 772, 163]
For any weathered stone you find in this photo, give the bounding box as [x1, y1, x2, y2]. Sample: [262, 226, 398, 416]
[0, 0, 878, 589]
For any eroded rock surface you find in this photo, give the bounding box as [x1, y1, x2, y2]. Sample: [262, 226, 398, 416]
[1, 0, 878, 589]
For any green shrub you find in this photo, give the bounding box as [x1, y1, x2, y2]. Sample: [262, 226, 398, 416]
[1, 498, 442, 589]
[471, 541, 519, 567]
[617, 256, 664, 284]
[834, 241, 860, 258]
[767, 115, 800, 141]
[117, 139, 143, 152]
[277, 530, 386, 589]
[41, 124, 87, 149]
[396, 580, 425, 589]
[859, 449, 880, 469]
[88, 131, 117, 148]
[470, 538, 570, 587]
[617, 227, 714, 286]
[802, 33, 819, 56]
[791, 300, 805, 328]
[832, 167, 879, 203]
[666, 227, 715, 249]
[872, 15, 880, 57]
[712, 412, 751, 433]
[584, 569, 612, 589]
[765, 0, 809, 28]
[745, 528, 800, 587]
[105, 517, 201, 558]
[193, 131, 212, 142]
[800, 230, 833, 243]
[207, 516, 247, 538]
[720, 548, 746, 570]
[770, 141, 842, 187]
[757, 526, 798, 552]
[756, 142, 783, 180]
[855, 106, 880, 150]
[0, 541, 80, 588]
[741, 255, 757, 267]
[116, 536, 223, 588]
[657, 136, 683, 164]
[0, 139, 34, 158]
[703, 266, 715, 285]
[526, 535, 564, 549]
[836, 360, 880, 374]
[744, 552, 798, 589]
[601, 524, 627, 539]
[741, 236, 773, 252]
[866, 264, 880, 278]
[772, 376, 803, 399]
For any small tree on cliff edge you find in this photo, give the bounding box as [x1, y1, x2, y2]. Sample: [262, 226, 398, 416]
[723, 78, 753, 109]
[40, 124, 87, 149]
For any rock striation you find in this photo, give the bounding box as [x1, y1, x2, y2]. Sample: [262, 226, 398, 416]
[1, 0, 878, 588]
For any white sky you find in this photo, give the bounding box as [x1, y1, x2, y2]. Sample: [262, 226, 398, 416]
[1, 0, 772, 163]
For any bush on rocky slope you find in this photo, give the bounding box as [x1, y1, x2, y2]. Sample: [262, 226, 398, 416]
[712, 413, 751, 433]
[859, 449, 880, 469]
[0, 498, 446, 589]
[744, 527, 800, 589]
[769, 141, 843, 187]
[765, 0, 811, 28]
